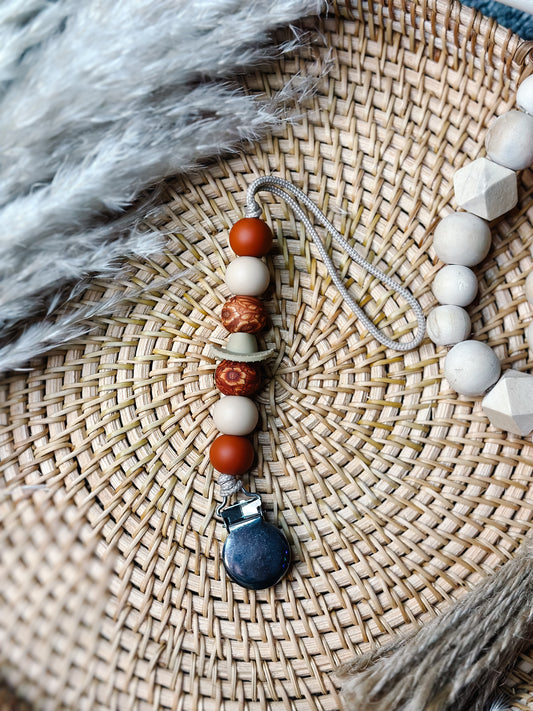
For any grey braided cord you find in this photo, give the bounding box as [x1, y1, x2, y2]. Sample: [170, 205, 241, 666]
[218, 473, 243, 497]
[245, 176, 425, 352]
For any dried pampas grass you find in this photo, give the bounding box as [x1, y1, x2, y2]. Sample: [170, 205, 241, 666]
[338, 536, 533, 711]
[0, 0, 326, 372]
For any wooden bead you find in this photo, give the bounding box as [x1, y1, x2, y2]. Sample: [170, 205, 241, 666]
[212, 396, 259, 435]
[525, 271, 533, 304]
[433, 212, 491, 266]
[443, 340, 501, 397]
[482, 371, 533, 435]
[215, 360, 261, 396]
[229, 218, 273, 256]
[221, 296, 267, 333]
[485, 110, 533, 171]
[517, 75, 533, 116]
[426, 305, 471, 346]
[225, 257, 270, 296]
[209, 434, 254, 476]
[432, 265, 478, 306]
[526, 322, 533, 350]
[453, 157, 517, 221]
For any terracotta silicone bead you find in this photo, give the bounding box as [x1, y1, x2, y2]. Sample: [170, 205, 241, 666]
[229, 217, 273, 257]
[215, 360, 261, 396]
[221, 295, 267, 333]
[209, 434, 254, 476]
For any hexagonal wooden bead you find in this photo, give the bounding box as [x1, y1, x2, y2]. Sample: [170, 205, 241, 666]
[482, 370, 533, 435]
[453, 157, 518, 221]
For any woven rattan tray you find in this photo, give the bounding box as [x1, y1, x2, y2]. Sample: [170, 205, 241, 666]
[2, 1, 533, 709]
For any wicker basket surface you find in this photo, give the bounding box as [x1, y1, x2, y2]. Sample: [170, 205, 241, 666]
[1, 1, 533, 709]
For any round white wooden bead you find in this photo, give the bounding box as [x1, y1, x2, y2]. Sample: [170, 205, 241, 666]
[485, 110, 533, 171]
[212, 396, 259, 435]
[517, 75, 533, 116]
[432, 265, 478, 306]
[433, 212, 491, 266]
[426, 305, 471, 346]
[443, 340, 501, 397]
[525, 271, 533, 304]
[525, 321, 533, 351]
[225, 257, 270, 296]
[526, 322, 533, 350]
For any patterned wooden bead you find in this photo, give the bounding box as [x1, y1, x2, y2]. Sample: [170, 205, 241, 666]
[215, 360, 262, 396]
[221, 296, 267, 333]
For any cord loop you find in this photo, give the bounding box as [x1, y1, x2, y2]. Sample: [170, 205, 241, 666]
[245, 175, 425, 352]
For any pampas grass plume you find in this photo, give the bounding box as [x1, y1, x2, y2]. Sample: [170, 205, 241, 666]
[0, 0, 326, 371]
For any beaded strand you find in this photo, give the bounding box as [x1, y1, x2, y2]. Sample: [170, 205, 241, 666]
[208, 178, 427, 589]
[209, 217, 275, 498]
[427, 74, 533, 436]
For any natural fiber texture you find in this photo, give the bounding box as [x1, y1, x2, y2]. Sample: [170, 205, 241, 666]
[1, 1, 533, 710]
[338, 535, 533, 710]
[0, 0, 325, 372]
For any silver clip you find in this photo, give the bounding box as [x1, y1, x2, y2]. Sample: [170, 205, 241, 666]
[216, 488, 263, 530]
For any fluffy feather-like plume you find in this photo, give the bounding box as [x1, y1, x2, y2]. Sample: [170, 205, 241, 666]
[0, 0, 326, 372]
[338, 535, 533, 711]
[0, 267, 196, 374]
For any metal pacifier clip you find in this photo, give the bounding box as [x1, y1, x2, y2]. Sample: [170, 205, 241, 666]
[210, 176, 426, 590]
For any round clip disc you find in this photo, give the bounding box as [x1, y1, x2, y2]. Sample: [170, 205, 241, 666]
[222, 518, 290, 590]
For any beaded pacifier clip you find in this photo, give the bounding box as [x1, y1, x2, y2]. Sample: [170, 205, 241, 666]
[209, 176, 426, 590]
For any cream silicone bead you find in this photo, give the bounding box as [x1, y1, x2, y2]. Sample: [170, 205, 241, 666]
[212, 395, 259, 435]
[433, 212, 491, 266]
[517, 75, 533, 116]
[225, 257, 270, 296]
[443, 340, 501, 397]
[432, 265, 478, 306]
[426, 305, 471, 346]
[485, 110, 533, 172]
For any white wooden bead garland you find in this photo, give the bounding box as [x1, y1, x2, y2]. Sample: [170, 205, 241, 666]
[429, 73, 533, 435]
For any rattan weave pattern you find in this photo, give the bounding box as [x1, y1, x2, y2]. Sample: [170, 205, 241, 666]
[1, 1, 533, 709]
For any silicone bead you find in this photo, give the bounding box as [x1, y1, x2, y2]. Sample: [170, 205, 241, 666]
[433, 212, 491, 266]
[229, 218, 274, 256]
[212, 395, 259, 435]
[211, 332, 275, 363]
[432, 265, 478, 306]
[485, 110, 533, 171]
[453, 157, 517, 221]
[225, 257, 270, 296]
[221, 295, 267, 333]
[209, 434, 254, 476]
[215, 360, 261, 396]
[426, 305, 471, 346]
[443, 340, 501, 397]
[517, 75, 533, 115]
